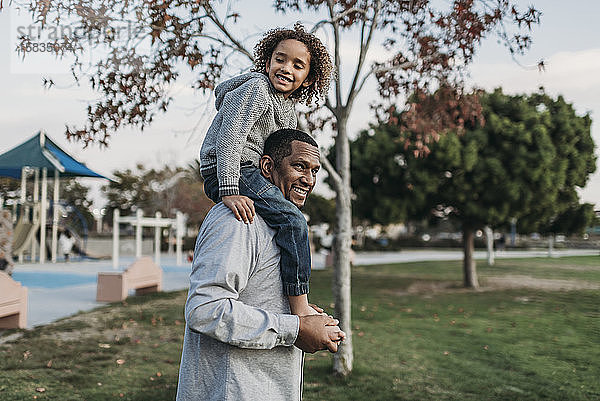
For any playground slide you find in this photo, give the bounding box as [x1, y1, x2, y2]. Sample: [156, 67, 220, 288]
[13, 218, 40, 255]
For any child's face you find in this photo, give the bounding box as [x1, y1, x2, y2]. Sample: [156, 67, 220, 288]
[265, 39, 312, 99]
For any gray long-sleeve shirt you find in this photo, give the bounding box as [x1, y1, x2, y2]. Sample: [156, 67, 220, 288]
[199, 72, 297, 197]
[176, 203, 303, 401]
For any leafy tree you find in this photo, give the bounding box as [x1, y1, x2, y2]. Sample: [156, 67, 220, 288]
[13, 0, 541, 375]
[541, 203, 597, 236]
[353, 89, 596, 287]
[303, 193, 335, 226]
[102, 164, 213, 229]
[0, 177, 22, 206]
[57, 179, 95, 231]
[347, 127, 430, 226]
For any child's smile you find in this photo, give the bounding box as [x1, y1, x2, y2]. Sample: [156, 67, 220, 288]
[266, 39, 312, 98]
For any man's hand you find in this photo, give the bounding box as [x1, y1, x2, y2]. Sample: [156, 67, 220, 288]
[222, 195, 256, 224]
[295, 315, 346, 354]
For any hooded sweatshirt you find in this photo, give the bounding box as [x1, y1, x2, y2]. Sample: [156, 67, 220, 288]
[199, 72, 297, 197]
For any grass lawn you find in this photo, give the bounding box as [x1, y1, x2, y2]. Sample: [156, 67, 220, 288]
[1, 256, 598, 400]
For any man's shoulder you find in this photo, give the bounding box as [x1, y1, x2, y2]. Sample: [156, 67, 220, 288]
[202, 203, 274, 237]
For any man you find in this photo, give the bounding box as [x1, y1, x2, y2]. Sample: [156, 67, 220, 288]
[176, 129, 344, 401]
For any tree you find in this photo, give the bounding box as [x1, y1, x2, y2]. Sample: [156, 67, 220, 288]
[102, 163, 213, 228]
[353, 89, 596, 287]
[14, 0, 541, 375]
[58, 179, 95, 232]
[345, 127, 431, 226]
[302, 193, 335, 226]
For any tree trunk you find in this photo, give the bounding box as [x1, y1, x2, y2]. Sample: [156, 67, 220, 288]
[463, 227, 479, 288]
[332, 114, 353, 376]
[548, 234, 554, 258]
[484, 225, 494, 266]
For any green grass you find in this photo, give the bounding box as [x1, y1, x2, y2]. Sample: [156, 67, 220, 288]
[1, 256, 599, 400]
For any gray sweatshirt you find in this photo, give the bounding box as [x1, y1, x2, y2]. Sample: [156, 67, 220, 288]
[199, 72, 297, 197]
[176, 203, 303, 401]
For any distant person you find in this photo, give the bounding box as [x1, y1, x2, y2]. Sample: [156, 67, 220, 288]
[199, 24, 333, 317]
[59, 230, 75, 262]
[496, 234, 506, 252]
[0, 209, 15, 275]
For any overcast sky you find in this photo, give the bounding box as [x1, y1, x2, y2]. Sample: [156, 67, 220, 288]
[1, 1, 599, 209]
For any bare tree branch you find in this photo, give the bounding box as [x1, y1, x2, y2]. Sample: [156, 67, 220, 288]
[356, 58, 418, 95]
[320, 150, 343, 192]
[346, 1, 380, 111]
[202, 3, 253, 62]
[324, 97, 336, 116]
[310, 6, 367, 33]
[326, 0, 342, 110]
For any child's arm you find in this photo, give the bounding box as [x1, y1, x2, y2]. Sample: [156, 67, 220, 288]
[215, 78, 270, 199]
[222, 195, 256, 224]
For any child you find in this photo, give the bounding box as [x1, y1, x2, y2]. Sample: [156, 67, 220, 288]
[199, 23, 333, 317]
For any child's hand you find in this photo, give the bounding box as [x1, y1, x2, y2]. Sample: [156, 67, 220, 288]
[326, 325, 346, 344]
[309, 303, 326, 315]
[222, 195, 256, 224]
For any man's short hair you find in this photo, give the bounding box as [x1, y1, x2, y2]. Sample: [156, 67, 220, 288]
[264, 129, 318, 167]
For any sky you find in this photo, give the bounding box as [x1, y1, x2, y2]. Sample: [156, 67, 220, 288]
[1, 1, 599, 209]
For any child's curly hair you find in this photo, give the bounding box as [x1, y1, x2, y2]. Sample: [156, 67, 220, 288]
[252, 23, 334, 106]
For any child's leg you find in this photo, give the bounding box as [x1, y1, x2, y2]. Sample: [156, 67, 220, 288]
[238, 167, 313, 314]
[202, 172, 220, 203]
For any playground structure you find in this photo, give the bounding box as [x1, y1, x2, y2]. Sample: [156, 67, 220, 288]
[0, 132, 108, 264]
[112, 208, 187, 268]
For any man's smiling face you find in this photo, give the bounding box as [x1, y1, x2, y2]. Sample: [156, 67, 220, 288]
[262, 140, 320, 208]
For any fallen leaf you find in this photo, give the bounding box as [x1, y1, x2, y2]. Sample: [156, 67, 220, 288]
[46, 360, 52, 368]
[98, 343, 111, 349]
[443, 351, 450, 355]
[483, 345, 489, 350]
[116, 359, 126, 365]
[35, 387, 45, 393]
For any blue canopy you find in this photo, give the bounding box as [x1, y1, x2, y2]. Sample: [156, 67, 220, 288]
[0, 132, 108, 179]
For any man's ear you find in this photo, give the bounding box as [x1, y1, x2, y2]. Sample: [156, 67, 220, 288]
[260, 155, 275, 179]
